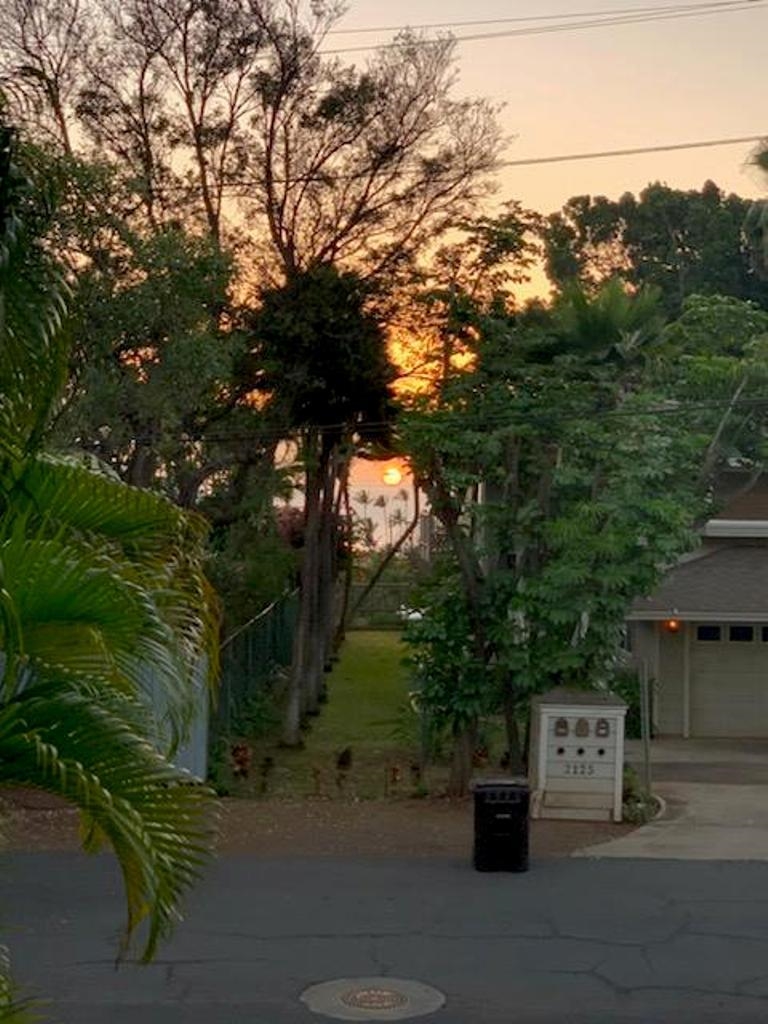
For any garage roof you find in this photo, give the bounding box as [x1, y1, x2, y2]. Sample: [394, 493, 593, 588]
[630, 545, 768, 621]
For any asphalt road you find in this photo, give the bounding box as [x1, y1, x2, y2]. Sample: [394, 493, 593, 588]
[5, 851, 768, 1023]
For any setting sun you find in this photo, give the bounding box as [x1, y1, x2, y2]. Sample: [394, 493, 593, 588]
[381, 466, 402, 486]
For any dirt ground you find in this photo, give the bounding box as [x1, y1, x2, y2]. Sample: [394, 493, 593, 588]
[0, 787, 634, 859]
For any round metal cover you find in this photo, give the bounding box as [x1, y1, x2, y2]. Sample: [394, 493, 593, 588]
[300, 976, 445, 1020]
[341, 987, 408, 1010]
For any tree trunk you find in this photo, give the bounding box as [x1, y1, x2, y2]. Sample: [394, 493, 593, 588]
[126, 443, 157, 489]
[504, 691, 525, 775]
[303, 438, 338, 712]
[447, 718, 478, 798]
[282, 433, 323, 745]
[318, 443, 339, 675]
[333, 472, 354, 654]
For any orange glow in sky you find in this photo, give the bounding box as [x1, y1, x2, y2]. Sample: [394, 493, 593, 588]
[345, 0, 768, 502]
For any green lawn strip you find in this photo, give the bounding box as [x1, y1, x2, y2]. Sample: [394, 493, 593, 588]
[244, 631, 422, 799]
[311, 631, 410, 748]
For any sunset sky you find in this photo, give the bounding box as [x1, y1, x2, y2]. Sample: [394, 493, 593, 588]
[333, 0, 766, 222]
[342, 0, 767, 502]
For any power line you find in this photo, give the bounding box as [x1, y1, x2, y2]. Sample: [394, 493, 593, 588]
[500, 134, 767, 168]
[329, 0, 750, 35]
[108, 395, 768, 448]
[321, 0, 766, 54]
[129, 132, 766, 201]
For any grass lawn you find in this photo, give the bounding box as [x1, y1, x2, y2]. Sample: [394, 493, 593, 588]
[310, 629, 411, 749]
[222, 630, 441, 800]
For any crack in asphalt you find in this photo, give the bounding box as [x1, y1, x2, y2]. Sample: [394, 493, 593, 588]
[736, 973, 768, 995]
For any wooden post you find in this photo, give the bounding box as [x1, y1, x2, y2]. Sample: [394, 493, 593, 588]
[682, 622, 691, 739]
[639, 660, 652, 796]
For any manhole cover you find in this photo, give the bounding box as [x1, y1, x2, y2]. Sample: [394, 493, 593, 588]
[341, 988, 409, 1010]
[301, 976, 445, 1020]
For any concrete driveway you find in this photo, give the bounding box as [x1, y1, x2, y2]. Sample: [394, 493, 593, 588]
[578, 738, 768, 860]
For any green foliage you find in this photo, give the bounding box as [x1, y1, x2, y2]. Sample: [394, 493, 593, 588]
[662, 294, 768, 358]
[247, 264, 395, 434]
[542, 182, 768, 314]
[405, 564, 501, 729]
[206, 520, 298, 632]
[551, 278, 665, 358]
[0, 117, 216, 967]
[0, 944, 41, 1023]
[56, 212, 249, 500]
[402, 276, 712, 766]
[0, 127, 70, 454]
[231, 687, 280, 739]
[657, 294, 768, 466]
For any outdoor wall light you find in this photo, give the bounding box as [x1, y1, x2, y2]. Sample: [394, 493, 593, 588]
[664, 618, 681, 633]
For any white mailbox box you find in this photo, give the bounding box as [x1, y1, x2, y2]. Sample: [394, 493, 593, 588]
[530, 688, 627, 823]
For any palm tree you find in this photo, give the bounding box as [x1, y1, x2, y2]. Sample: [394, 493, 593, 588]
[353, 489, 371, 520]
[0, 116, 216, 1004]
[552, 277, 664, 363]
[373, 493, 390, 547]
[389, 506, 407, 542]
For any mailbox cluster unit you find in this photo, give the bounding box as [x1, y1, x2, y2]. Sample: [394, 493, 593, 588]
[529, 688, 627, 823]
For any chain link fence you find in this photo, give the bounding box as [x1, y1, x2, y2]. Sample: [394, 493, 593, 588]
[214, 589, 299, 737]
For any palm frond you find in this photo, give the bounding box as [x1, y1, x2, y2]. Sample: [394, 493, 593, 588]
[14, 453, 206, 548]
[9, 453, 220, 690]
[0, 680, 216, 962]
[0, 946, 42, 1024]
[0, 131, 70, 453]
[0, 521, 168, 669]
[0, 115, 218, 972]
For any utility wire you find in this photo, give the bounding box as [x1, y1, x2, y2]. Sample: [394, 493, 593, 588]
[501, 134, 767, 167]
[329, 0, 752, 35]
[119, 132, 766, 200]
[108, 396, 768, 448]
[321, 0, 766, 53]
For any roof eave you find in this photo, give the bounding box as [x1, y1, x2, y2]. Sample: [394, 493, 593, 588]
[628, 610, 768, 623]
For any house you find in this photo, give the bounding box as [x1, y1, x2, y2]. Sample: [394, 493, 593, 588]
[628, 470, 768, 738]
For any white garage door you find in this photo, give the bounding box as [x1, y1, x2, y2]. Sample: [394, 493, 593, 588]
[691, 624, 768, 737]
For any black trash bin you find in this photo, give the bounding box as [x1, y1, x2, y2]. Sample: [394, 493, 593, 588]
[473, 778, 529, 872]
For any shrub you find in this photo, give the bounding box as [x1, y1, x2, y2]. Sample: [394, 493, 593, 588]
[609, 667, 654, 740]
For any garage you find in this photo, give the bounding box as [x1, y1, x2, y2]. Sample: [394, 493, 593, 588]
[628, 544, 768, 739]
[691, 623, 768, 737]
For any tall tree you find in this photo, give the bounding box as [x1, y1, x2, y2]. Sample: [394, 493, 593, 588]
[245, 263, 395, 744]
[542, 182, 768, 314]
[0, 0, 503, 676]
[401, 276, 721, 795]
[0, 0, 501, 278]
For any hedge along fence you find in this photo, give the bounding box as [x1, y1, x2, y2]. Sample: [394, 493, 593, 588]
[215, 590, 299, 737]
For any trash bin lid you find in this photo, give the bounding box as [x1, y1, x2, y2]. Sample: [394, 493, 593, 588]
[472, 777, 528, 790]
[472, 778, 529, 802]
